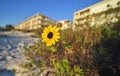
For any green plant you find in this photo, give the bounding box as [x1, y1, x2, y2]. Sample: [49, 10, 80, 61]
[54, 59, 69, 76]
[65, 44, 73, 52]
[32, 72, 37, 76]
[24, 62, 32, 69]
[40, 67, 46, 73]
[23, 18, 120, 76]
[12, 68, 16, 73]
[73, 66, 84, 76]
[49, 46, 57, 53]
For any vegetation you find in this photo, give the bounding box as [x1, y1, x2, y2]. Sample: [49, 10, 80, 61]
[0, 24, 14, 31]
[57, 23, 62, 28]
[23, 5, 120, 76]
[24, 18, 120, 76]
[12, 68, 17, 73]
[5, 24, 14, 31]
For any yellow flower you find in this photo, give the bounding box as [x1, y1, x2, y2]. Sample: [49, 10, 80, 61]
[41, 25, 60, 47]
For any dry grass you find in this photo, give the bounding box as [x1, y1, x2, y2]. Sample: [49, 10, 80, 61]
[24, 20, 120, 76]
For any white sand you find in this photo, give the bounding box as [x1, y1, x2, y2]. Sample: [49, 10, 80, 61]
[0, 31, 39, 76]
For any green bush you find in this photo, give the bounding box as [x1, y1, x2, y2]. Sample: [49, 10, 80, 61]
[24, 20, 120, 76]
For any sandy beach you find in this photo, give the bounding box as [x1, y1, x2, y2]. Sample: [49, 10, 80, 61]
[0, 31, 39, 76]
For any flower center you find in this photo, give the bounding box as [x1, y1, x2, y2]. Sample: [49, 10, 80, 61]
[47, 32, 53, 39]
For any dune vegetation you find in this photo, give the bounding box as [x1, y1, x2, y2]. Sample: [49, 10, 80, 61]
[23, 19, 120, 76]
[22, 6, 120, 76]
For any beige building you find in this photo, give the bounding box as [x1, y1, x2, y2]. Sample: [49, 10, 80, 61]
[15, 13, 57, 30]
[73, 0, 120, 29]
[58, 20, 73, 30]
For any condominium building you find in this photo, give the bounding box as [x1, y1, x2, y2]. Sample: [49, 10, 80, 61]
[58, 20, 73, 30]
[15, 13, 57, 30]
[73, 0, 120, 29]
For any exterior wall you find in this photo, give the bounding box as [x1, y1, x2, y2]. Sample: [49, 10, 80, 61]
[73, 0, 120, 30]
[90, 0, 119, 13]
[59, 20, 73, 30]
[15, 13, 57, 30]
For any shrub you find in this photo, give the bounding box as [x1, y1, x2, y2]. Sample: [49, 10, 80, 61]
[24, 20, 120, 76]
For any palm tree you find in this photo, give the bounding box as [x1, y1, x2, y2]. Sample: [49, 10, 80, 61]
[57, 23, 62, 28]
[117, 1, 120, 13]
[0, 26, 3, 31]
[106, 4, 112, 15]
[117, 1, 120, 7]
[107, 4, 112, 9]
[5, 24, 14, 31]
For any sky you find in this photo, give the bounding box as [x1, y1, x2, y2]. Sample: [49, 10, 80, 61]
[0, 0, 102, 27]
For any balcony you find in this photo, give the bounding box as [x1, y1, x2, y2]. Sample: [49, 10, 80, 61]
[74, 9, 90, 20]
[75, 13, 89, 20]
